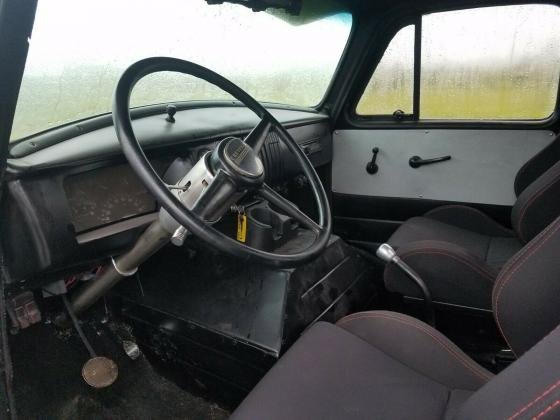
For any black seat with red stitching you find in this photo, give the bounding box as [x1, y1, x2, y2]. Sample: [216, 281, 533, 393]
[231, 215, 560, 420]
[384, 143, 560, 310]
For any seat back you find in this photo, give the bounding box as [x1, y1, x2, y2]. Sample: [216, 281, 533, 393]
[493, 214, 560, 357]
[514, 132, 560, 195]
[511, 159, 560, 243]
[455, 215, 560, 419]
[456, 322, 560, 420]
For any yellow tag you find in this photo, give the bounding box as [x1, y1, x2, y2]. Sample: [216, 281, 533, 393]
[236, 213, 247, 243]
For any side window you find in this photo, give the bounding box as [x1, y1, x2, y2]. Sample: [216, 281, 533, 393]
[421, 5, 560, 120]
[355, 4, 560, 121]
[356, 25, 414, 116]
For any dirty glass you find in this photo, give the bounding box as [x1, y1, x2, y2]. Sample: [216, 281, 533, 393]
[356, 25, 415, 116]
[420, 4, 560, 120]
[10, 0, 352, 140]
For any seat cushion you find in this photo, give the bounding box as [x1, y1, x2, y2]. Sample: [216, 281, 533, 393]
[385, 207, 522, 309]
[389, 216, 494, 259]
[231, 313, 491, 420]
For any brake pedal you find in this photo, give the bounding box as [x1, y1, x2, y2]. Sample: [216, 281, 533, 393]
[62, 295, 118, 388]
[82, 356, 119, 389]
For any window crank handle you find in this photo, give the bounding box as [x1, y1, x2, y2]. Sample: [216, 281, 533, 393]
[366, 147, 380, 174]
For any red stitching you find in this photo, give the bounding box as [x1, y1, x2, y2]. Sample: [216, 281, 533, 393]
[490, 216, 550, 310]
[494, 218, 560, 319]
[425, 204, 479, 216]
[399, 248, 496, 282]
[507, 380, 560, 419]
[493, 218, 560, 354]
[425, 205, 513, 236]
[337, 312, 492, 381]
[533, 399, 560, 420]
[516, 170, 560, 242]
[339, 313, 491, 380]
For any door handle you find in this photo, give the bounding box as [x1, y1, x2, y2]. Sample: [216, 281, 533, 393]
[409, 155, 451, 169]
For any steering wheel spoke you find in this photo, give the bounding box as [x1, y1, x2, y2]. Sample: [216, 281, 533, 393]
[258, 184, 321, 234]
[244, 117, 272, 154]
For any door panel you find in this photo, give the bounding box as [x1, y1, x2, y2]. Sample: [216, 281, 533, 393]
[332, 129, 553, 206]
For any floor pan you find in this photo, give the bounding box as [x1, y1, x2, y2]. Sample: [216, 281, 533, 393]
[9, 320, 228, 419]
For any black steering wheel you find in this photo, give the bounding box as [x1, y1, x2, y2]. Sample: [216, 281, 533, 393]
[113, 57, 331, 267]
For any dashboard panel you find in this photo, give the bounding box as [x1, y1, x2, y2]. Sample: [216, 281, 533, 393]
[2, 105, 332, 286]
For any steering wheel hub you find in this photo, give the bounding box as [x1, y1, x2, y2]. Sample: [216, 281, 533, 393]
[210, 137, 264, 186]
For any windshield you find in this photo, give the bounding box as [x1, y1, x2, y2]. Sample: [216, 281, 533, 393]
[10, 1, 352, 141]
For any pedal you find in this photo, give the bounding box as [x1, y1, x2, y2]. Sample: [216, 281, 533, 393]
[122, 340, 141, 360]
[102, 322, 142, 360]
[61, 295, 119, 388]
[82, 356, 119, 388]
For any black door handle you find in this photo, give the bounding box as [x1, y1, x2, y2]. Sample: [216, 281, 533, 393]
[409, 155, 451, 169]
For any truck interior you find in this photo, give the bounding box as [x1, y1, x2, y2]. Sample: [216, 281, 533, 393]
[0, 0, 560, 418]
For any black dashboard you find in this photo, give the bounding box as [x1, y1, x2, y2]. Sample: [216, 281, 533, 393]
[2, 105, 332, 285]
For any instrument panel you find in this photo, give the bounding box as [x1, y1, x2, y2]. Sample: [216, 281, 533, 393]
[4, 107, 332, 285]
[63, 164, 157, 233]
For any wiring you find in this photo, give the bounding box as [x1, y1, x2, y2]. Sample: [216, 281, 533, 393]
[0, 247, 17, 420]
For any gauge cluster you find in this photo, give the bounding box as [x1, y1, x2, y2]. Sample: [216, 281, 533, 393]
[64, 164, 157, 233]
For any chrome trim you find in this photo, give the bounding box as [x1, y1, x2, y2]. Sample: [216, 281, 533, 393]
[111, 257, 137, 277]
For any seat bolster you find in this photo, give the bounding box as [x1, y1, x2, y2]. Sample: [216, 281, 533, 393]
[493, 215, 560, 356]
[337, 311, 493, 391]
[424, 205, 513, 237]
[514, 132, 560, 196]
[456, 324, 560, 420]
[511, 160, 560, 243]
[385, 240, 497, 309]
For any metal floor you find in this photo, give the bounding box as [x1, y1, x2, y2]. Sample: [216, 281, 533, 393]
[9, 319, 228, 420]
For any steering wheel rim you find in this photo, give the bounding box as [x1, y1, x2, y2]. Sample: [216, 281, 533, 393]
[112, 57, 332, 267]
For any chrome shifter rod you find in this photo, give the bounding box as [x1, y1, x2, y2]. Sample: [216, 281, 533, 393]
[376, 244, 435, 326]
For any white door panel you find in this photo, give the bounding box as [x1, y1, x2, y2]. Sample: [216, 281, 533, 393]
[332, 129, 554, 206]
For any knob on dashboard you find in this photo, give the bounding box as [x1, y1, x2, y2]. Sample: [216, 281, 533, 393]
[166, 104, 177, 123]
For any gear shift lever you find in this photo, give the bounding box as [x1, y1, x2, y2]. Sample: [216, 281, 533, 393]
[376, 243, 398, 263]
[376, 244, 435, 326]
